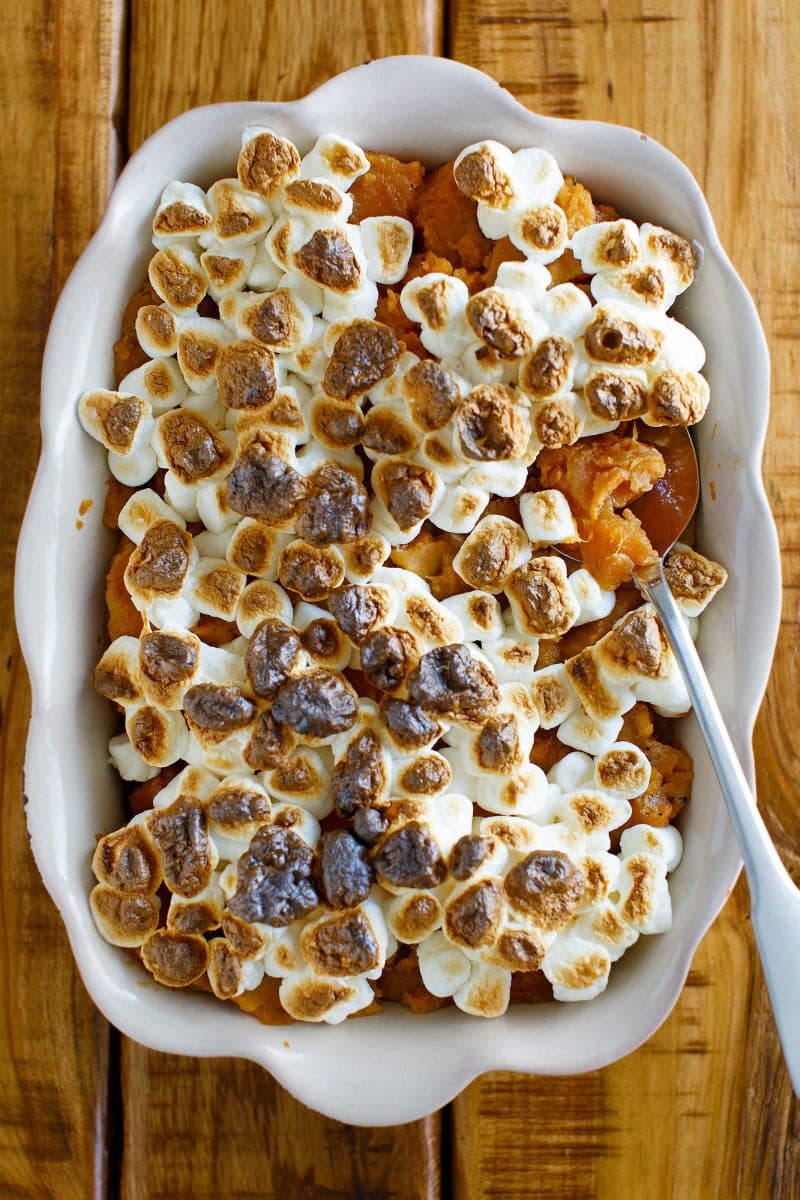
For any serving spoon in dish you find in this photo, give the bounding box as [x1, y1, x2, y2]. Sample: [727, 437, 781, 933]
[564, 423, 800, 1095]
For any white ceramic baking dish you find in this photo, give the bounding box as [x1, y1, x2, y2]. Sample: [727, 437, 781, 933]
[15, 55, 780, 1126]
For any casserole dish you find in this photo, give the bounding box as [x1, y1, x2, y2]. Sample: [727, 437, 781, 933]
[16, 55, 780, 1125]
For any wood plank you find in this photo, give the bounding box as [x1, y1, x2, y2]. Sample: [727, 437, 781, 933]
[121, 4, 443, 1197]
[450, 2, 800, 1197]
[128, 0, 443, 150]
[0, 1, 125, 1197]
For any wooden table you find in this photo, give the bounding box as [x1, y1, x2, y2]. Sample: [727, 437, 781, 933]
[2, 2, 799, 1196]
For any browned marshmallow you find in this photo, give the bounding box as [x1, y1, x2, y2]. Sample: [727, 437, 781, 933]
[301, 910, 381, 977]
[245, 710, 297, 769]
[90, 885, 160, 947]
[371, 458, 440, 532]
[372, 820, 448, 889]
[504, 850, 585, 930]
[148, 248, 206, 313]
[92, 825, 161, 895]
[360, 626, 419, 693]
[228, 825, 319, 926]
[208, 179, 272, 243]
[237, 289, 311, 350]
[125, 521, 193, 598]
[238, 130, 301, 198]
[466, 290, 535, 359]
[362, 406, 420, 457]
[246, 619, 303, 698]
[331, 728, 389, 819]
[205, 779, 271, 841]
[156, 410, 232, 484]
[449, 835, 495, 881]
[284, 177, 348, 218]
[140, 929, 209, 987]
[505, 555, 579, 636]
[583, 307, 664, 366]
[585, 368, 648, 421]
[520, 336, 573, 399]
[533, 397, 580, 448]
[146, 797, 214, 898]
[647, 370, 709, 426]
[597, 608, 669, 681]
[444, 879, 505, 948]
[136, 305, 178, 357]
[94, 640, 142, 704]
[514, 203, 567, 255]
[278, 541, 345, 601]
[79, 391, 150, 455]
[327, 584, 394, 645]
[200, 249, 251, 298]
[216, 340, 277, 411]
[566, 647, 629, 719]
[296, 462, 369, 546]
[138, 629, 201, 707]
[664, 544, 727, 615]
[455, 385, 531, 461]
[394, 753, 453, 796]
[183, 684, 256, 735]
[453, 142, 515, 207]
[453, 516, 531, 594]
[407, 644, 499, 724]
[402, 360, 461, 431]
[300, 617, 350, 668]
[294, 228, 361, 292]
[227, 521, 287, 577]
[206, 939, 245, 999]
[226, 441, 308, 525]
[378, 697, 442, 754]
[272, 668, 358, 739]
[309, 396, 365, 451]
[322, 319, 401, 400]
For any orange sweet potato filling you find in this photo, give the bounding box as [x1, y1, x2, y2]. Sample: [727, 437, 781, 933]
[537, 434, 665, 589]
[349, 151, 426, 223]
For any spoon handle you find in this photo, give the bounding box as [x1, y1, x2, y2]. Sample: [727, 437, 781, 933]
[636, 561, 800, 1096]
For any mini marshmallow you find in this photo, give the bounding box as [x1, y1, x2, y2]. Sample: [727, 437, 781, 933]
[237, 580, 295, 637]
[263, 747, 334, 819]
[519, 489, 578, 545]
[278, 967, 375, 1025]
[551, 787, 632, 853]
[119, 356, 189, 415]
[557, 710, 624, 756]
[176, 318, 234, 393]
[383, 891, 445, 946]
[454, 960, 511, 1017]
[639, 223, 697, 296]
[228, 288, 315, 353]
[400, 273, 472, 360]
[238, 127, 300, 199]
[282, 177, 352, 229]
[124, 701, 190, 767]
[594, 741, 652, 799]
[664, 543, 727, 616]
[429, 485, 490, 535]
[148, 245, 207, 314]
[135, 304, 178, 358]
[299, 134, 370, 190]
[188, 557, 246, 620]
[652, 315, 706, 375]
[506, 555, 580, 638]
[453, 515, 532, 593]
[542, 932, 612, 1001]
[226, 519, 293, 579]
[417, 929, 472, 996]
[465, 287, 545, 360]
[615, 852, 672, 934]
[568, 569, 616, 626]
[547, 750, 595, 792]
[203, 178, 273, 249]
[494, 259, 551, 302]
[440, 591, 504, 642]
[200, 242, 257, 301]
[78, 388, 155, 459]
[152, 181, 212, 248]
[619, 823, 683, 873]
[530, 665, 581, 730]
[247, 240, 285, 291]
[570, 219, 641, 275]
[360, 216, 414, 285]
[509, 202, 569, 264]
[480, 625, 540, 685]
[643, 369, 710, 427]
[196, 478, 241, 533]
[117, 488, 186, 545]
[341, 535, 391, 584]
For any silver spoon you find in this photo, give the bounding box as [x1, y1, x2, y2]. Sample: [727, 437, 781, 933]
[564, 423, 800, 1094]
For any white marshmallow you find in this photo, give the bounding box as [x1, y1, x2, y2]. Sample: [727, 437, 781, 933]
[360, 216, 414, 285]
[519, 489, 578, 545]
[400, 274, 472, 360]
[299, 134, 370, 190]
[619, 824, 683, 873]
[542, 932, 612, 1001]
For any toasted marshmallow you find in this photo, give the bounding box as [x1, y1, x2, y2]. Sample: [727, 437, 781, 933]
[619, 823, 683, 873]
[371, 794, 473, 895]
[453, 515, 531, 593]
[441, 591, 504, 642]
[551, 786, 632, 852]
[153, 409, 234, 489]
[263, 747, 333, 818]
[568, 569, 616, 625]
[644, 370, 710, 426]
[204, 178, 273, 249]
[226, 519, 291, 579]
[530, 393, 582, 449]
[519, 334, 577, 400]
[90, 884, 161, 948]
[400, 273, 472, 360]
[370, 458, 445, 545]
[530, 664, 580, 730]
[509, 202, 569, 263]
[519, 489, 578, 545]
[639, 223, 697, 296]
[595, 606, 689, 716]
[152, 181, 212, 248]
[417, 929, 472, 996]
[340, 535, 391, 584]
[465, 288, 544, 360]
[135, 304, 178, 358]
[237, 126, 300, 199]
[93, 636, 143, 706]
[119, 356, 189, 414]
[148, 245, 207, 314]
[360, 216, 414, 285]
[117, 488, 185, 544]
[236, 580, 295, 637]
[583, 301, 664, 369]
[321, 317, 401, 401]
[293, 222, 366, 297]
[429, 485, 491, 535]
[383, 891, 444, 945]
[300, 134, 370, 190]
[591, 264, 675, 313]
[228, 288, 314, 353]
[664, 543, 727, 616]
[506, 555, 580, 638]
[124, 521, 198, 628]
[78, 389, 157, 485]
[278, 966, 375, 1024]
[175, 318, 233, 393]
[453, 140, 517, 212]
[615, 852, 672, 934]
[542, 933, 612, 1001]
[571, 219, 641, 274]
[137, 628, 202, 709]
[188, 557, 246, 620]
[651, 317, 706, 375]
[565, 634, 637, 720]
[583, 365, 649, 424]
[594, 741, 651, 799]
[494, 259, 551, 302]
[480, 625, 540, 685]
[200, 241, 256, 301]
[196, 478, 241, 533]
[124, 701, 189, 767]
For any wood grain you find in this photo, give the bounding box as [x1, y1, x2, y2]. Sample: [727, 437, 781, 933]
[127, 0, 443, 150]
[118, 3, 444, 1197]
[450, 2, 800, 1196]
[0, 1, 124, 1197]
